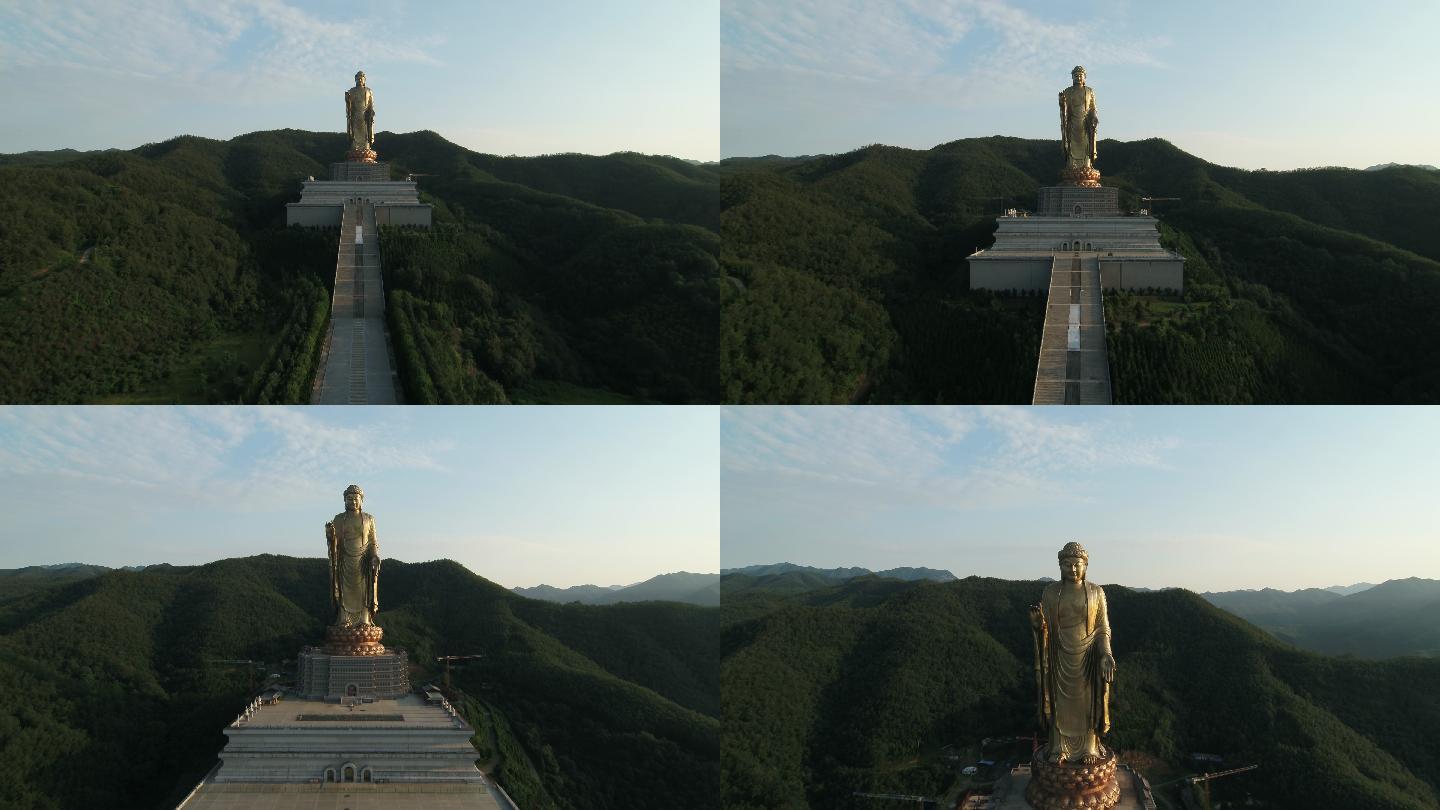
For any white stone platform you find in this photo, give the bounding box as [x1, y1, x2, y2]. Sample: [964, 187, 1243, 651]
[213, 693, 484, 785]
[968, 214, 1183, 293]
[967, 186, 1183, 293]
[286, 159, 431, 228]
[178, 779, 507, 809]
[286, 179, 432, 228]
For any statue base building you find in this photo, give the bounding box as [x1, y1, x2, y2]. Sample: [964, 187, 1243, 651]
[297, 645, 410, 699]
[1024, 749, 1122, 810]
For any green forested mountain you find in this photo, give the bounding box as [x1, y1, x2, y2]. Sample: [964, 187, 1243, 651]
[0, 129, 719, 404]
[0, 555, 718, 810]
[721, 137, 1440, 403]
[721, 574, 1440, 810]
[1204, 578, 1440, 658]
[0, 563, 116, 602]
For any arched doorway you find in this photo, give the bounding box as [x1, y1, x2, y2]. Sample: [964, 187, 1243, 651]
[362, 768, 374, 783]
[343, 765, 356, 782]
[346, 683, 358, 697]
[324, 768, 336, 783]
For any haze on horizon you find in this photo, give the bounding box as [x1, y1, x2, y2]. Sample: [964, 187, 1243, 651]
[0, 406, 719, 589]
[721, 406, 1440, 592]
[0, 0, 719, 161]
[721, 0, 1439, 171]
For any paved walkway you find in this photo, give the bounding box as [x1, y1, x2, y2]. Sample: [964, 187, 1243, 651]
[1032, 253, 1112, 405]
[314, 201, 399, 404]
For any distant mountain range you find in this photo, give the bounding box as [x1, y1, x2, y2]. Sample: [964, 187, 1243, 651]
[1203, 577, 1440, 658]
[721, 562, 957, 582]
[1365, 163, 1439, 172]
[1324, 582, 1378, 596]
[513, 571, 719, 606]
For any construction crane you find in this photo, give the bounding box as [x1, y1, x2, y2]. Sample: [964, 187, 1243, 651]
[207, 659, 263, 691]
[1139, 196, 1180, 217]
[852, 791, 936, 805]
[436, 653, 486, 691]
[1153, 763, 1258, 808]
[969, 196, 1011, 216]
[1189, 764, 1258, 806]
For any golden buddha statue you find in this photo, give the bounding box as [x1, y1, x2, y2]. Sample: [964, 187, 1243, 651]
[323, 485, 383, 654]
[1027, 542, 1120, 810]
[1059, 66, 1100, 187]
[345, 70, 377, 162]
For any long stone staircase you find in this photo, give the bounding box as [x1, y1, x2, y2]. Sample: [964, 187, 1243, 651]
[1032, 253, 1112, 405]
[313, 200, 399, 404]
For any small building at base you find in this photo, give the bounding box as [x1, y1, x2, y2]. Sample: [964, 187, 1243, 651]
[967, 186, 1183, 293]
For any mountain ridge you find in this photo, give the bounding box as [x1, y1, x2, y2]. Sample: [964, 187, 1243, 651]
[513, 571, 720, 606]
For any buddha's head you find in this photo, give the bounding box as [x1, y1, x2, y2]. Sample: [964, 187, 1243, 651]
[355, 70, 367, 87]
[1058, 541, 1088, 583]
[1071, 65, 1086, 87]
[344, 484, 364, 513]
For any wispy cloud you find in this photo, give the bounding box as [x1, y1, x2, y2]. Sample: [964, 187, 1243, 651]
[722, 406, 1179, 513]
[722, 0, 1167, 109]
[0, 407, 448, 506]
[0, 0, 442, 98]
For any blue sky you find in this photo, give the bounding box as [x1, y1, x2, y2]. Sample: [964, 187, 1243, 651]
[722, 0, 1440, 170]
[721, 406, 1440, 591]
[0, 0, 718, 160]
[0, 406, 719, 588]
